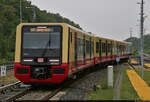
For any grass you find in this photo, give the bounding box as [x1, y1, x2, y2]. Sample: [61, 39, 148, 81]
[135, 69, 150, 87]
[89, 67, 119, 100]
[89, 65, 140, 100]
[120, 68, 139, 100]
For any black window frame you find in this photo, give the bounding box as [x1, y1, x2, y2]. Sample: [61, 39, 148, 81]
[102, 42, 106, 53]
[96, 42, 99, 53]
[21, 25, 63, 65]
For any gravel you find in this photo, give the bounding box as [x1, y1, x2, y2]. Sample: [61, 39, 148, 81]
[59, 66, 107, 100]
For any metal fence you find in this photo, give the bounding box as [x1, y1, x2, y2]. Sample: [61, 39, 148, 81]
[0, 62, 14, 72]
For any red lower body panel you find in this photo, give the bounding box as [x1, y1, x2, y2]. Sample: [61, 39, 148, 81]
[94, 54, 129, 64]
[70, 59, 94, 72]
[14, 54, 129, 84]
[14, 63, 68, 84]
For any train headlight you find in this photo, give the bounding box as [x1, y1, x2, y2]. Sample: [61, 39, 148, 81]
[23, 59, 33, 62]
[49, 59, 60, 64]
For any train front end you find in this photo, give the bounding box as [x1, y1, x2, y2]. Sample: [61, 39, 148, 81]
[14, 23, 68, 84]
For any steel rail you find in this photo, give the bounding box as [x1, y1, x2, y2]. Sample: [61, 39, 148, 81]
[0, 81, 21, 93]
[7, 88, 30, 101]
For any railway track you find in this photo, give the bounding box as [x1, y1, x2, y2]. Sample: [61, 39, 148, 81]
[12, 82, 71, 100]
[128, 62, 136, 69]
[0, 81, 31, 100]
[0, 81, 21, 94]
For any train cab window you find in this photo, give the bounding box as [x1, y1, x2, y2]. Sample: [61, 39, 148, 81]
[22, 26, 62, 58]
[96, 42, 99, 53]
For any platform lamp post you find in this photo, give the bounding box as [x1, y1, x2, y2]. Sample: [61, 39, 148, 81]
[26, 6, 36, 22]
[20, 0, 22, 23]
[138, 0, 145, 78]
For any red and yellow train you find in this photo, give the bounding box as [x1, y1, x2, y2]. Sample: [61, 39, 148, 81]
[14, 23, 131, 84]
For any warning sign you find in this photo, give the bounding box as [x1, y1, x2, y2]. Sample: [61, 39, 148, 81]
[1, 66, 6, 76]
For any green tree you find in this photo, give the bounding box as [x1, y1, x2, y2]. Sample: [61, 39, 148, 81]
[0, 0, 82, 63]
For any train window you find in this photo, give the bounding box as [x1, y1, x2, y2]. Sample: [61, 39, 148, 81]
[110, 44, 111, 52]
[91, 41, 94, 55]
[106, 41, 108, 54]
[80, 39, 84, 55]
[108, 44, 111, 53]
[88, 40, 90, 54]
[117, 44, 119, 54]
[107, 44, 110, 52]
[111, 43, 113, 53]
[77, 38, 84, 56]
[90, 38, 92, 59]
[99, 40, 102, 56]
[96, 42, 99, 53]
[102, 43, 106, 53]
[115, 44, 117, 53]
[70, 32, 72, 43]
[102, 43, 103, 52]
[86, 40, 90, 54]
[86, 40, 88, 53]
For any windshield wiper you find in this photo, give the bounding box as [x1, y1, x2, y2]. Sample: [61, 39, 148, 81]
[41, 40, 51, 57]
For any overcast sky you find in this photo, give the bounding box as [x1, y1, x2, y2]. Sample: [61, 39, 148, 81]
[29, 0, 150, 41]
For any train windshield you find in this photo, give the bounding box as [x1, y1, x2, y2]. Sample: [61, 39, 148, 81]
[22, 26, 62, 57]
[23, 32, 60, 49]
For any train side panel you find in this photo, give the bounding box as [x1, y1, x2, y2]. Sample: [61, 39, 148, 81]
[68, 27, 94, 76]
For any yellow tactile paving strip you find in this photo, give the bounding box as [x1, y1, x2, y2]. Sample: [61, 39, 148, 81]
[144, 69, 150, 71]
[144, 64, 150, 68]
[137, 68, 150, 71]
[127, 69, 150, 100]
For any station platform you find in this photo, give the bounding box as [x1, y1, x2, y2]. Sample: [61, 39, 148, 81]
[127, 69, 150, 100]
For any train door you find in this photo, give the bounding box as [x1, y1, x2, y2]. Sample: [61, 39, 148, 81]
[99, 40, 102, 60]
[74, 32, 78, 67]
[68, 28, 71, 66]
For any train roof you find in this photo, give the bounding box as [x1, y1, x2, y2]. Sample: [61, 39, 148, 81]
[93, 34, 131, 45]
[67, 24, 131, 45]
[67, 24, 94, 36]
[19, 23, 131, 45]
